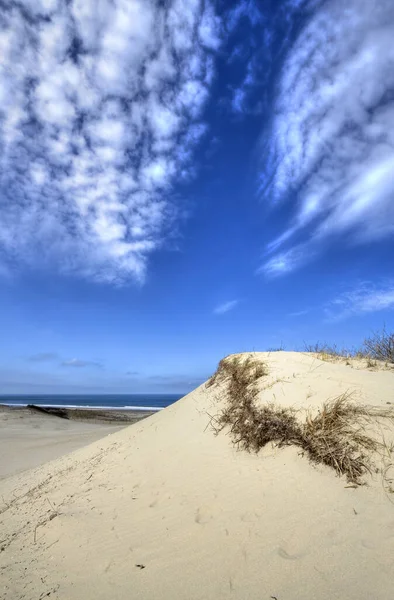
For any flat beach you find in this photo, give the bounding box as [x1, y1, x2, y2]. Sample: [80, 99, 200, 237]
[0, 405, 153, 480]
[1, 352, 394, 599]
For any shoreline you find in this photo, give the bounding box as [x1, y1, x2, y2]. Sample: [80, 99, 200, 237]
[3, 402, 162, 410]
[0, 404, 155, 479]
[0, 403, 156, 424]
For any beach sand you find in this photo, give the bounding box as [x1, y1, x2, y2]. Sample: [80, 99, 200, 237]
[1, 352, 394, 599]
[0, 406, 152, 480]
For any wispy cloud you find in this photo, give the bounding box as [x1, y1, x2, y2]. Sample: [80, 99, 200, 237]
[260, 244, 314, 277]
[213, 299, 239, 315]
[288, 309, 309, 318]
[61, 358, 102, 369]
[147, 374, 206, 389]
[260, 0, 394, 274]
[0, 0, 221, 284]
[226, 0, 262, 32]
[325, 282, 394, 321]
[232, 87, 247, 113]
[225, 0, 264, 116]
[26, 352, 103, 369]
[231, 59, 261, 115]
[227, 0, 316, 118]
[227, 44, 248, 64]
[27, 352, 58, 363]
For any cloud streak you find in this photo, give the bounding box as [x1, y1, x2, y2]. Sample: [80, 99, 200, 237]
[61, 358, 102, 369]
[288, 309, 309, 318]
[260, 0, 394, 275]
[0, 0, 221, 283]
[27, 352, 58, 363]
[231, 59, 261, 115]
[325, 281, 394, 321]
[213, 299, 239, 315]
[226, 0, 262, 33]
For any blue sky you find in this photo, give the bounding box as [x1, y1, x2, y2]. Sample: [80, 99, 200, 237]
[0, 0, 393, 394]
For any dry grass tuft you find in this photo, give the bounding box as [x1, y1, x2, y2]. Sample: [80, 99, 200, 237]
[209, 356, 394, 483]
[303, 342, 351, 363]
[304, 329, 394, 367]
[304, 342, 343, 356]
[301, 396, 382, 482]
[362, 329, 394, 364]
[206, 354, 267, 389]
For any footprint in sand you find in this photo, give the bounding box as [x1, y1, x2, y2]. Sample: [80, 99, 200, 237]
[361, 538, 376, 550]
[195, 507, 212, 525]
[277, 546, 306, 560]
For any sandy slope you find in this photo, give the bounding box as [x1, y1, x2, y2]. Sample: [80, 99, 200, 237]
[1, 352, 393, 600]
[0, 408, 125, 480]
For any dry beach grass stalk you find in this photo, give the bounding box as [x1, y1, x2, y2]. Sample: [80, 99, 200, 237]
[303, 328, 394, 366]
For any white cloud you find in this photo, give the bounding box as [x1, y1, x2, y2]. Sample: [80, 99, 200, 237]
[177, 80, 209, 117]
[198, 4, 222, 49]
[226, 0, 262, 32]
[213, 300, 239, 315]
[61, 358, 102, 368]
[27, 352, 59, 363]
[230, 53, 263, 116]
[260, 244, 313, 277]
[0, 0, 221, 283]
[325, 282, 394, 321]
[232, 88, 246, 113]
[260, 0, 394, 274]
[288, 309, 309, 318]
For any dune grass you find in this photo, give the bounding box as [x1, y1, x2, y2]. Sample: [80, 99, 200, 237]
[208, 355, 394, 483]
[362, 329, 394, 364]
[304, 328, 394, 365]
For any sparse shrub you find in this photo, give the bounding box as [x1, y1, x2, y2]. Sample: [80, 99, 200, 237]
[362, 329, 394, 364]
[206, 354, 267, 389]
[366, 357, 377, 369]
[301, 395, 380, 482]
[303, 342, 346, 358]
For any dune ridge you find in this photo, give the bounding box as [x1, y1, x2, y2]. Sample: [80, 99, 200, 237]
[1, 352, 394, 600]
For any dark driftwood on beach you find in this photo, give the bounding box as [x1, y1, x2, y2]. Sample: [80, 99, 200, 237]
[26, 404, 154, 424]
[28, 404, 70, 419]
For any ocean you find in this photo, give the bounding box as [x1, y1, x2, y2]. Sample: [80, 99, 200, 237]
[0, 394, 184, 412]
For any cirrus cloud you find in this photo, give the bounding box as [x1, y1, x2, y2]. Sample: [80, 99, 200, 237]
[260, 0, 394, 275]
[61, 358, 103, 369]
[325, 281, 394, 321]
[213, 299, 239, 315]
[26, 352, 59, 363]
[0, 0, 221, 283]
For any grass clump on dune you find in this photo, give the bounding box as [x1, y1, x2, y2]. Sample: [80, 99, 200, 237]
[362, 329, 394, 364]
[208, 355, 393, 483]
[302, 396, 383, 483]
[304, 328, 394, 366]
[303, 342, 345, 357]
[206, 354, 267, 389]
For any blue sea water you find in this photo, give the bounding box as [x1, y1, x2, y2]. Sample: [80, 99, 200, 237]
[0, 394, 184, 412]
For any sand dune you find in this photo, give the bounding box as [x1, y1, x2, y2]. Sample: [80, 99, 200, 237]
[1, 352, 394, 600]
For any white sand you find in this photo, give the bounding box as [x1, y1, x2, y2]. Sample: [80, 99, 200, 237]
[0, 408, 125, 480]
[1, 352, 393, 600]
